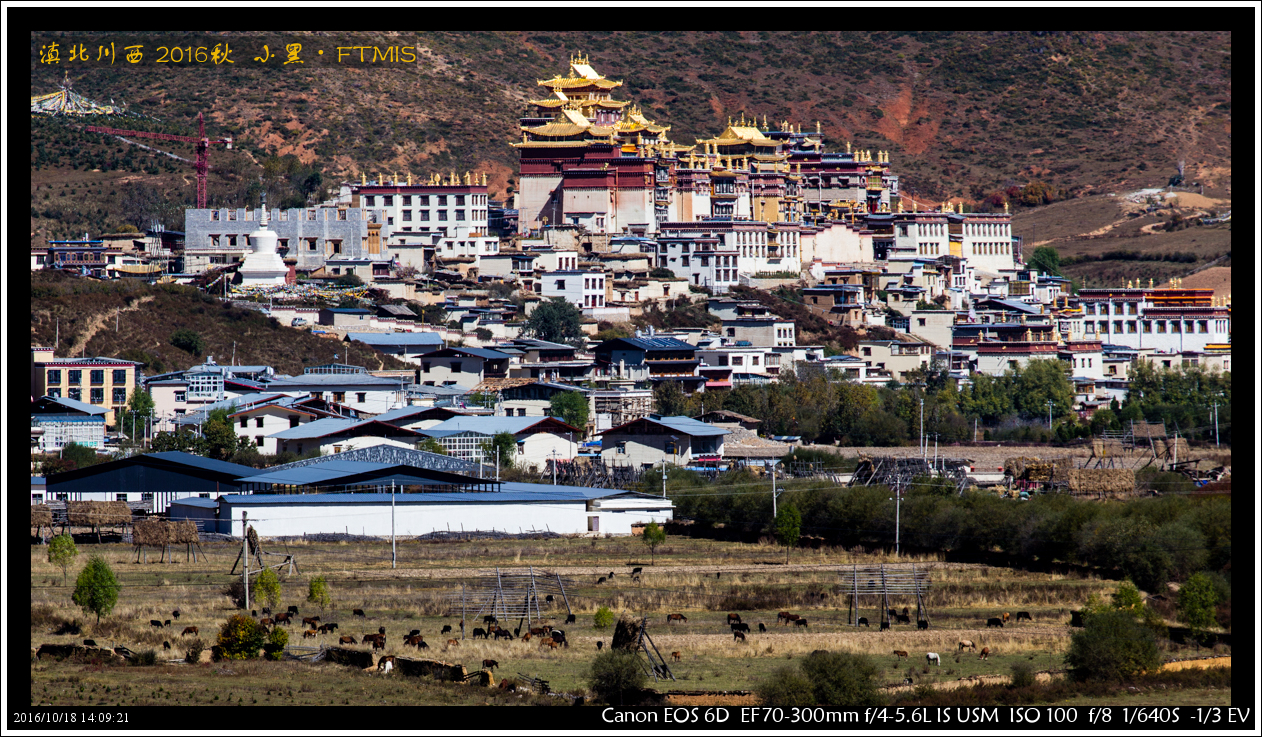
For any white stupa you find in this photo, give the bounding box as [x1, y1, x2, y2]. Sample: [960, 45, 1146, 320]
[238, 193, 287, 286]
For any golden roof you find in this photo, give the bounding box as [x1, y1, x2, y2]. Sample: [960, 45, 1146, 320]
[537, 76, 622, 90]
[561, 108, 592, 127]
[522, 122, 591, 137]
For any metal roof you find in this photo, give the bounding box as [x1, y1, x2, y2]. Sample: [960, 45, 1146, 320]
[421, 346, 512, 360]
[218, 485, 663, 505]
[267, 418, 420, 440]
[169, 497, 218, 509]
[266, 373, 403, 388]
[599, 336, 695, 351]
[32, 395, 109, 416]
[236, 461, 480, 487]
[345, 332, 444, 346]
[601, 414, 729, 437]
[423, 415, 577, 437]
[46, 451, 258, 484]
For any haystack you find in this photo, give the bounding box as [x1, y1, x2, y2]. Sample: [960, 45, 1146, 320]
[611, 616, 641, 651]
[66, 501, 132, 527]
[31, 505, 53, 528]
[133, 519, 203, 563]
[1067, 468, 1135, 494]
[170, 520, 200, 545]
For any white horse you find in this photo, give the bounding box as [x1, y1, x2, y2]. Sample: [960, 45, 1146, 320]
[926, 652, 941, 666]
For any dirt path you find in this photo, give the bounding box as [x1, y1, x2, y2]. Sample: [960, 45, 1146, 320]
[66, 295, 154, 356]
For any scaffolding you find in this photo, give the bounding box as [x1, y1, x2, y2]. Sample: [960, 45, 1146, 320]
[841, 564, 933, 629]
[445, 567, 577, 638]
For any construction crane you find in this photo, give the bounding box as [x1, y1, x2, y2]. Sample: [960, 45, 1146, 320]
[86, 111, 231, 209]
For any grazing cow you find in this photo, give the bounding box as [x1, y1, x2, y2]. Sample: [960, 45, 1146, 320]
[172, 610, 180, 619]
[302, 616, 320, 628]
[893, 650, 909, 660]
[164, 619, 172, 627]
[784, 614, 801, 624]
[731, 622, 750, 633]
[418, 640, 429, 650]
[597, 641, 604, 650]
[632, 575, 641, 583]
[353, 609, 366, 618]
[378, 655, 395, 673]
[727, 613, 742, 625]
[880, 620, 891, 631]
[758, 622, 767, 632]
[150, 620, 163, 628]
[917, 620, 930, 630]
[473, 627, 488, 640]
[904, 678, 914, 685]
[408, 629, 420, 637]
[447, 639, 459, 647]
[182, 626, 199, 636]
[483, 615, 497, 625]
[1015, 611, 1033, 622]
[260, 618, 274, 627]
[83, 639, 97, 647]
[733, 630, 746, 642]
[371, 637, 385, 652]
[672, 651, 682, 662]
[252, 611, 258, 618]
[339, 636, 357, 645]
[987, 618, 1004, 628]
[261, 607, 271, 615]
[596, 577, 606, 585]
[273, 613, 292, 626]
[857, 617, 869, 627]
[895, 613, 911, 624]
[565, 613, 577, 625]
[482, 658, 500, 671]
[794, 619, 809, 628]
[404, 635, 423, 648]
[632, 567, 643, 576]
[608, 571, 615, 579]
[903, 607, 910, 616]
[287, 605, 299, 615]
[927, 652, 941, 666]
[379, 626, 387, 636]
[959, 640, 977, 652]
[666, 613, 687, 624]
[495, 629, 514, 641]
[303, 630, 317, 639]
[887, 608, 897, 619]
[318, 623, 338, 634]
[440, 625, 452, 635]
[776, 611, 792, 624]
[529, 627, 548, 637]
[538, 637, 555, 649]
[545, 594, 554, 602]
[163, 641, 171, 650]
[1002, 612, 1010, 623]
[522, 633, 531, 642]
[716, 572, 721, 579]
[979, 647, 991, 660]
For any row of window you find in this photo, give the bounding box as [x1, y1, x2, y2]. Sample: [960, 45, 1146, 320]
[918, 243, 942, 255]
[47, 369, 128, 386]
[33, 493, 172, 503]
[971, 242, 1010, 255]
[714, 354, 761, 367]
[366, 194, 487, 207]
[45, 388, 126, 404]
[1083, 302, 1141, 315]
[1086, 320, 1213, 334]
[212, 209, 350, 222]
[401, 209, 477, 222]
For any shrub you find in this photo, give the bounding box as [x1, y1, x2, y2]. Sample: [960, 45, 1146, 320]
[185, 638, 205, 664]
[587, 650, 647, 704]
[799, 651, 884, 707]
[255, 568, 282, 610]
[265, 626, 289, 660]
[307, 576, 331, 612]
[169, 328, 206, 356]
[1065, 610, 1161, 682]
[1010, 661, 1036, 688]
[216, 614, 267, 660]
[1177, 572, 1220, 633]
[222, 579, 247, 609]
[71, 555, 120, 624]
[134, 649, 158, 666]
[593, 606, 615, 630]
[47, 533, 78, 585]
[756, 665, 816, 707]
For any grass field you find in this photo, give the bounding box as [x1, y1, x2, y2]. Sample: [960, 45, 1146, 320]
[29, 536, 1229, 704]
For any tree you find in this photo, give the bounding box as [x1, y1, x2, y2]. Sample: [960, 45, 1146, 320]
[587, 650, 648, 705]
[757, 651, 883, 707]
[72, 555, 120, 624]
[60, 442, 101, 471]
[549, 391, 590, 435]
[255, 568, 282, 610]
[1030, 246, 1063, 277]
[116, 388, 156, 440]
[202, 407, 250, 461]
[417, 437, 449, 455]
[641, 521, 667, 564]
[47, 533, 78, 585]
[1177, 572, 1220, 634]
[480, 432, 517, 469]
[593, 606, 615, 630]
[1064, 609, 1161, 682]
[307, 576, 331, 613]
[150, 427, 205, 454]
[334, 272, 363, 288]
[264, 626, 289, 661]
[756, 666, 816, 707]
[1009, 359, 1074, 422]
[216, 614, 267, 660]
[169, 328, 206, 356]
[522, 297, 585, 349]
[773, 504, 802, 563]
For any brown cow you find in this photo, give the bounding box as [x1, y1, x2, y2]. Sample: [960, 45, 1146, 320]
[370, 637, 385, 652]
[339, 635, 357, 645]
[302, 629, 317, 639]
[181, 626, 199, 636]
[794, 618, 809, 628]
[547, 639, 559, 650]
[302, 616, 321, 628]
[666, 613, 687, 624]
[272, 612, 292, 625]
[1001, 612, 1010, 623]
[727, 613, 742, 625]
[318, 622, 338, 634]
[733, 630, 746, 642]
[405, 635, 425, 648]
[671, 651, 681, 662]
[521, 633, 531, 642]
[893, 650, 909, 660]
[782, 613, 801, 624]
[447, 639, 459, 647]
[538, 637, 555, 649]
[482, 658, 499, 671]
[776, 611, 795, 624]
[259, 618, 274, 627]
[979, 647, 991, 660]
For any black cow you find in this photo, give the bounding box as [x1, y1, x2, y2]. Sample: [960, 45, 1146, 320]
[473, 627, 488, 640]
[758, 622, 767, 632]
[409, 629, 421, 637]
[596, 577, 606, 585]
[483, 615, 497, 625]
[83, 639, 98, 647]
[794, 619, 809, 628]
[545, 595, 554, 602]
[149, 619, 162, 628]
[378, 626, 386, 635]
[880, 620, 890, 631]
[887, 608, 897, 619]
[596, 641, 604, 650]
[917, 620, 930, 630]
[895, 613, 911, 624]
[1015, 611, 1033, 622]
[353, 609, 366, 617]
[494, 629, 514, 641]
[287, 605, 299, 615]
[631, 567, 643, 576]
[440, 625, 452, 635]
[261, 607, 271, 615]
[164, 619, 172, 626]
[731, 622, 750, 633]
[162, 641, 171, 650]
[565, 613, 577, 624]
[987, 618, 1004, 628]
[858, 617, 869, 627]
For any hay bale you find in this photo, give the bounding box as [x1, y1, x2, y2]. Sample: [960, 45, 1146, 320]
[169, 520, 200, 545]
[325, 646, 374, 669]
[1003, 456, 1040, 479]
[31, 505, 53, 527]
[1132, 421, 1166, 439]
[133, 519, 170, 547]
[66, 501, 132, 527]
[611, 616, 640, 651]
[1067, 468, 1135, 494]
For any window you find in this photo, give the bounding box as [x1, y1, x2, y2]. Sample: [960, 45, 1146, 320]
[918, 318, 926, 327]
[1156, 321, 1166, 333]
[1171, 321, 1181, 333]
[438, 195, 448, 206]
[211, 210, 220, 221]
[402, 195, 412, 206]
[1198, 320, 1208, 333]
[116, 493, 128, 501]
[555, 280, 565, 290]
[332, 392, 346, 403]
[403, 210, 412, 221]
[113, 369, 127, 384]
[113, 388, 127, 403]
[1114, 320, 1124, 334]
[241, 417, 249, 429]
[862, 347, 872, 356]
[617, 441, 627, 454]
[387, 217, 394, 226]
[1126, 321, 1137, 333]
[419, 195, 429, 206]
[46, 369, 61, 385]
[254, 417, 265, 428]
[90, 388, 104, 404]
[420, 210, 430, 221]
[356, 392, 366, 403]
[32, 494, 44, 503]
[451, 362, 462, 374]
[383, 196, 393, 206]
[174, 391, 186, 403]
[455, 210, 465, 221]
[438, 211, 448, 221]
[422, 362, 431, 373]
[456, 195, 465, 206]
[1128, 303, 1138, 315]
[752, 355, 760, 366]
[732, 356, 744, 366]
[308, 238, 318, 251]
[307, 209, 317, 221]
[68, 370, 81, 385]
[90, 369, 104, 385]
[228, 235, 237, 247]
[365, 195, 375, 206]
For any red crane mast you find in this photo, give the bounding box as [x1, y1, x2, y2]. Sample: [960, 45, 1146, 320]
[86, 111, 232, 209]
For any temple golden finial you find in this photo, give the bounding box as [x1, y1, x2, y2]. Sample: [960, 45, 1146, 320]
[897, 198, 903, 213]
[482, 172, 488, 186]
[464, 171, 471, 186]
[1003, 201, 1009, 214]
[1149, 278, 1154, 289]
[392, 171, 397, 184]
[728, 116, 732, 126]
[913, 200, 918, 213]
[450, 170, 457, 186]
[407, 172, 412, 186]
[361, 172, 366, 186]
[763, 114, 768, 129]
[816, 120, 821, 134]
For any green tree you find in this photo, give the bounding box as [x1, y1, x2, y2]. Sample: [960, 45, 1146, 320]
[1010, 359, 1074, 422]
[1111, 580, 1145, 612]
[216, 614, 267, 660]
[523, 297, 585, 349]
[772, 504, 801, 563]
[334, 272, 363, 288]
[1177, 572, 1220, 634]
[587, 649, 648, 705]
[47, 533, 78, 585]
[756, 666, 816, 707]
[60, 442, 102, 471]
[264, 626, 289, 661]
[116, 387, 156, 440]
[169, 328, 206, 356]
[549, 391, 590, 435]
[799, 650, 883, 707]
[255, 568, 282, 610]
[1064, 609, 1161, 682]
[72, 555, 120, 624]
[150, 427, 205, 454]
[417, 437, 449, 455]
[1030, 246, 1063, 276]
[480, 432, 517, 469]
[593, 606, 615, 630]
[307, 576, 332, 613]
[641, 521, 667, 564]
[202, 407, 250, 461]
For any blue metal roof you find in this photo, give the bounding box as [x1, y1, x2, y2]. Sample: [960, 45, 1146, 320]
[32, 395, 109, 415]
[266, 417, 360, 440]
[143, 451, 261, 477]
[423, 416, 574, 437]
[218, 484, 659, 505]
[169, 497, 218, 509]
[601, 414, 729, 437]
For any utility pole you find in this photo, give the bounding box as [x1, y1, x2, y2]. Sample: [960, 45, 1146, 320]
[920, 397, 925, 459]
[241, 511, 250, 611]
[391, 481, 396, 570]
[771, 460, 778, 518]
[891, 484, 901, 556]
[661, 453, 667, 498]
[1213, 402, 1219, 448]
[496, 445, 500, 483]
[1047, 400, 1054, 430]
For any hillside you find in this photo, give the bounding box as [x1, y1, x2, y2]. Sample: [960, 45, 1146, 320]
[29, 271, 414, 376]
[30, 31, 1231, 243]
